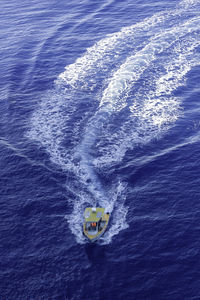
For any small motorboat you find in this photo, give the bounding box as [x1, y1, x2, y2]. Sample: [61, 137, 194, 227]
[83, 207, 110, 242]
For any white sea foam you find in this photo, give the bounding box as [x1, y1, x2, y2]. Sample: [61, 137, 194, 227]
[27, 0, 200, 243]
[93, 19, 200, 168]
[58, 6, 190, 91]
[129, 131, 200, 170]
[155, 38, 200, 98]
[100, 16, 200, 112]
[180, 0, 200, 8]
[58, 12, 166, 89]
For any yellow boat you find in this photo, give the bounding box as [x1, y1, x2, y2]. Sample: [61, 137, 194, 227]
[83, 207, 110, 242]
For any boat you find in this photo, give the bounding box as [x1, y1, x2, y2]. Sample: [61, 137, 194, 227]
[83, 207, 110, 242]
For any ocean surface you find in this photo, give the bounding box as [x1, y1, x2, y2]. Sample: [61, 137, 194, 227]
[1, 0, 200, 299]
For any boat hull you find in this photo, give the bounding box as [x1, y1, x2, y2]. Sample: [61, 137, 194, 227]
[83, 208, 110, 242]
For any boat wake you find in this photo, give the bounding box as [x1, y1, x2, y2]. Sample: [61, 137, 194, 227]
[27, 0, 200, 244]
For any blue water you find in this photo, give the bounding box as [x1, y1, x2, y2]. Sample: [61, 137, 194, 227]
[1, 0, 200, 299]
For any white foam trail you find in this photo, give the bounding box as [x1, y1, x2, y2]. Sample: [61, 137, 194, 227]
[58, 5, 191, 91]
[58, 12, 166, 88]
[130, 131, 200, 169]
[155, 38, 200, 98]
[93, 19, 200, 168]
[27, 0, 200, 243]
[100, 16, 200, 112]
[180, 0, 200, 8]
[74, 15, 200, 238]
[130, 40, 200, 128]
[26, 89, 77, 172]
[75, 112, 109, 203]
[77, 17, 200, 192]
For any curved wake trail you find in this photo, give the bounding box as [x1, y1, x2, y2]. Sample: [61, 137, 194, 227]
[27, 0, 200, 244]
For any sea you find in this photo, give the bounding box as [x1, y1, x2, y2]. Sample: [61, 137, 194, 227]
[1, 0, 200, 299]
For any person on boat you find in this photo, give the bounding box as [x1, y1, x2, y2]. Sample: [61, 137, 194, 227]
[98, 218, 102, 231]
[92, 222, 97, 228]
